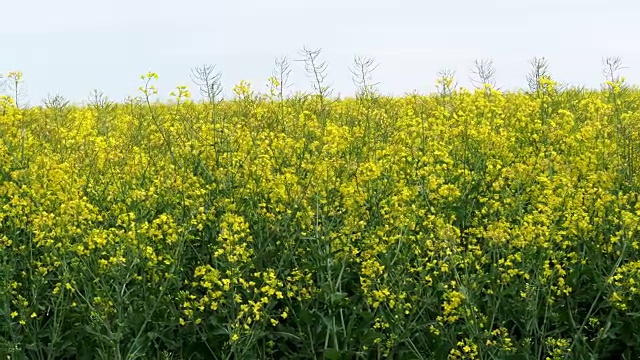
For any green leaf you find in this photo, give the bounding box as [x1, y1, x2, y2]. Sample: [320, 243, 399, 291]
[323, 348, 343, 360]
[330, 292, 348, 304]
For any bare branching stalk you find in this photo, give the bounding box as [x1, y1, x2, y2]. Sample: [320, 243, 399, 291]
[350, 55, 380, 101]
[470, 59, 496, 94]
[191, 64, 223, 150]
[191, 64, 223, 105]
[297, 47, 332, 132]
[88, 89, 114, 110]
[42, 93, 73, 159]
[88, 89, 116, 137]
[603, 56, 626, 85]
[298, 47, 332, 103]
[273, 56, 292, 101]
[602, 56, 633, 185]
[43, 93, 71, 113]
[272, 56, 292, 128]
[526, 57, 549, 94]
[350, 55, 380, 148]
[0, 74, 8, 116]
[526, 57, 558, 167]
[0, 73, 5, 94]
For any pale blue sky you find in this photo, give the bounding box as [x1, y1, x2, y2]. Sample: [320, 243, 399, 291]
[1, 0, 639, 103]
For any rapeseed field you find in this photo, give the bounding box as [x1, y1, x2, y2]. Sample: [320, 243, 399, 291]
[1, 64, 640, 359]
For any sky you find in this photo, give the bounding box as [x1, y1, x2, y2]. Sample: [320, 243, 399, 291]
[1, 0, 639, 104]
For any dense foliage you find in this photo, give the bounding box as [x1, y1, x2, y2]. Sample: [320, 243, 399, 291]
[1, 71, 640, 359]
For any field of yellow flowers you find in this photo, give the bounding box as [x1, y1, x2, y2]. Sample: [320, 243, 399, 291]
[1, 69, 640, 359]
